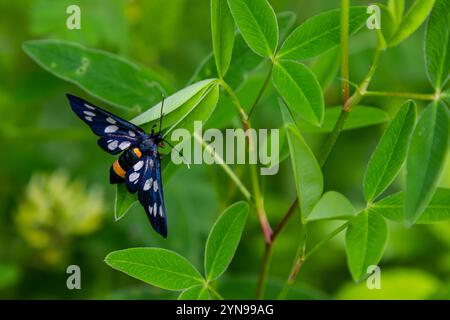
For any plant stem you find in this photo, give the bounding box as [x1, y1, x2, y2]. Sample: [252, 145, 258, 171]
[193, 132, 252, 201]
[277, 222, 307, 300]
[208, 285, 224, 300]
[248, 64, 274, 119]
[273, 12, 385, 301]
[220, 79, 249, 128]
[365, 91, 436, 100]
[340, 0, 350, 105]
[318, 109, 350, 166]
[221, 79, 273, 247]
[303, 221, 349, 261]
[256, 243, 273, 300]
[272, 198, 299, 241]
[250, 162, 273, 245]
[344, 48, 381, 111]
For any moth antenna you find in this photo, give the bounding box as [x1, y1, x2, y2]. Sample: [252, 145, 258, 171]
[163, 139, 190, 169]
[158, 95, 165, 133]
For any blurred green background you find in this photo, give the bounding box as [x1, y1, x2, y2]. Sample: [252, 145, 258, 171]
[0, 0, 449, 299]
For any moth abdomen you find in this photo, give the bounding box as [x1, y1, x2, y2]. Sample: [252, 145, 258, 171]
[109, 147, 143, 184]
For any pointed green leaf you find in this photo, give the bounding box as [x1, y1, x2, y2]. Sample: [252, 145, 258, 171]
[227, 0, 278, 57]
[425, 0, 450, 89]
[364, 101, 417, 202]
[405, 102, 449, 224]
[178, 285, 210, 300]
[273, 60, 324, 126]
[284, 122, 323, 219]
[306, 191, 356, 222]
[205, 201, 249, 281]
[278, 7, 367, 60]
[345, 211, 388, 281]
[387, 0, 405, 31]
[114, 184, 137, 221]
[105, 248, 204, 290]
[190, 12, 296, 89]
[131, 79, 217, 127]
[388, 0, 436, 47]
[369, 188, 450, 224]
[211, 0, 235, 77]
[22, 39, 166, 111]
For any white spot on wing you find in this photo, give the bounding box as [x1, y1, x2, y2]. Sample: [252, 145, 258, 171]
[108, 140, 118, 150]
[159, 205, 164, 217]
[143, 178, 152, 191]
[85, 116, 93, 122]
[133, 160, 144, 171]
[84, 103, 95, 110]
[129, 172, 140, 182]
[105, 125, 119, 133]
[153, 180, 159, 192]
[83, 111, 96, 116]
[153, 203, 157, 216]
[149, 205, 153, 215]
[106, 117, 117, 124]
[119, 141, 131, 150]
[129, 131, 136, 137]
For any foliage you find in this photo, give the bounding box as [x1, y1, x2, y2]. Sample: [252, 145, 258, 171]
[0, 0, 449, 299]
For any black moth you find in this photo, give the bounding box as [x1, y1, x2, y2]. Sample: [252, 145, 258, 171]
[67, 94, 168, 238]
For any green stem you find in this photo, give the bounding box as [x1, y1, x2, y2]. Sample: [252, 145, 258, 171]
[303, 221, 349, 261]
[220, 79, 249, 127]
[256, 243, 273, 300]
[248, 64, 274, 119]
[193, 132, 252, 201]
[277, 222, 307, 300]
[318, 109, 350, 166]
[365, 91, 436, 101]
[207, 285, 224, 300]
[344, 48, 382, 111]
[222, 78, 273, 258]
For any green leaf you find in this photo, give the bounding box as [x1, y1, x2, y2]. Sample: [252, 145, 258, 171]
[425, 0, 450, 89]
[227, 0, 278, 57]
[345, 211, 388, 281]
[211, 0, 235, 77]
[131, 79, 218, 129]
[278, 7, 367, 60]
[22, 39, 166, 111]
[284, 122, 323, 219]
[273, 60, 324, 126]
[364, 101, 417, 202]
[105, 248, 204, 290]
[205, 201, 249, 281]
[178, 285, 210, 300]
[405, 102, 449, 225]
[387, 0, 405, 31]
[190, 12, 296, 89]
[114, 184, 137, 221]
[297, 106, 390, 133]
[306, 191, 356, 222]
[369, 188, 450, 224]
[388, 0, 436, 47]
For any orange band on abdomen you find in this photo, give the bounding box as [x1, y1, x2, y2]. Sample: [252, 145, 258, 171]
[133, 147, 142, 158]
[113, 160, 126, 178]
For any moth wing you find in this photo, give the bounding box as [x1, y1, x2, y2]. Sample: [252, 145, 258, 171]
[66, 94, 144, 154]
[124, 153, 167, 238]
